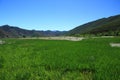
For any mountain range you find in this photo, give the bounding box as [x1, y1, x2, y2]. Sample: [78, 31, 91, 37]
[67, 14, 120, 36]
[0, 14, 120, 38]
[0, 25, 66, 38]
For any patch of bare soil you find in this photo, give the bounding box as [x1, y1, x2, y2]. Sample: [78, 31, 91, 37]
[0, 40, 5, 44]
[110, 43, 120, 47]
[21, 37, 84, 41]
[39, 37, 84, 41]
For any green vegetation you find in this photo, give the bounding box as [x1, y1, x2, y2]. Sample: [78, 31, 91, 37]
[0, 38, 120, 80]
[68, 14, 120, 36]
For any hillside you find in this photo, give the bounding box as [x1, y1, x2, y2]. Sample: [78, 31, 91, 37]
[1, 14, 120, 38]
[67, 14, 120, 36]
[0, 25, 42, 38]
[0, 25, 65, 38]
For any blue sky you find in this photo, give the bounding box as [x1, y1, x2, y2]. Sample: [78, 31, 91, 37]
[0, 0, 120, 31]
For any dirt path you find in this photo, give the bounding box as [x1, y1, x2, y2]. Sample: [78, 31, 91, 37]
[21, 37, 84, 41]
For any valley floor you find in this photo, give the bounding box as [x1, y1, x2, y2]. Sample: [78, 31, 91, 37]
[0, 37, 120, 80]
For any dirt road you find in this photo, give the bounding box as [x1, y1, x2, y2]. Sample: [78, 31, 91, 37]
[21, 36, 84, 41]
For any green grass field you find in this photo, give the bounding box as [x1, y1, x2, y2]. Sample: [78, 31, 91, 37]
[0, 37, 120, 80]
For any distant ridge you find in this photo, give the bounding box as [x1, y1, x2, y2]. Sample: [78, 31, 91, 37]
[67, 14, 120, 36]
[1, 14, 120, 38]
[0, 25, 66, 38]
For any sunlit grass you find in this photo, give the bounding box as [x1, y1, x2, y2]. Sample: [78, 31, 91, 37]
[0, 37, 120, 80]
